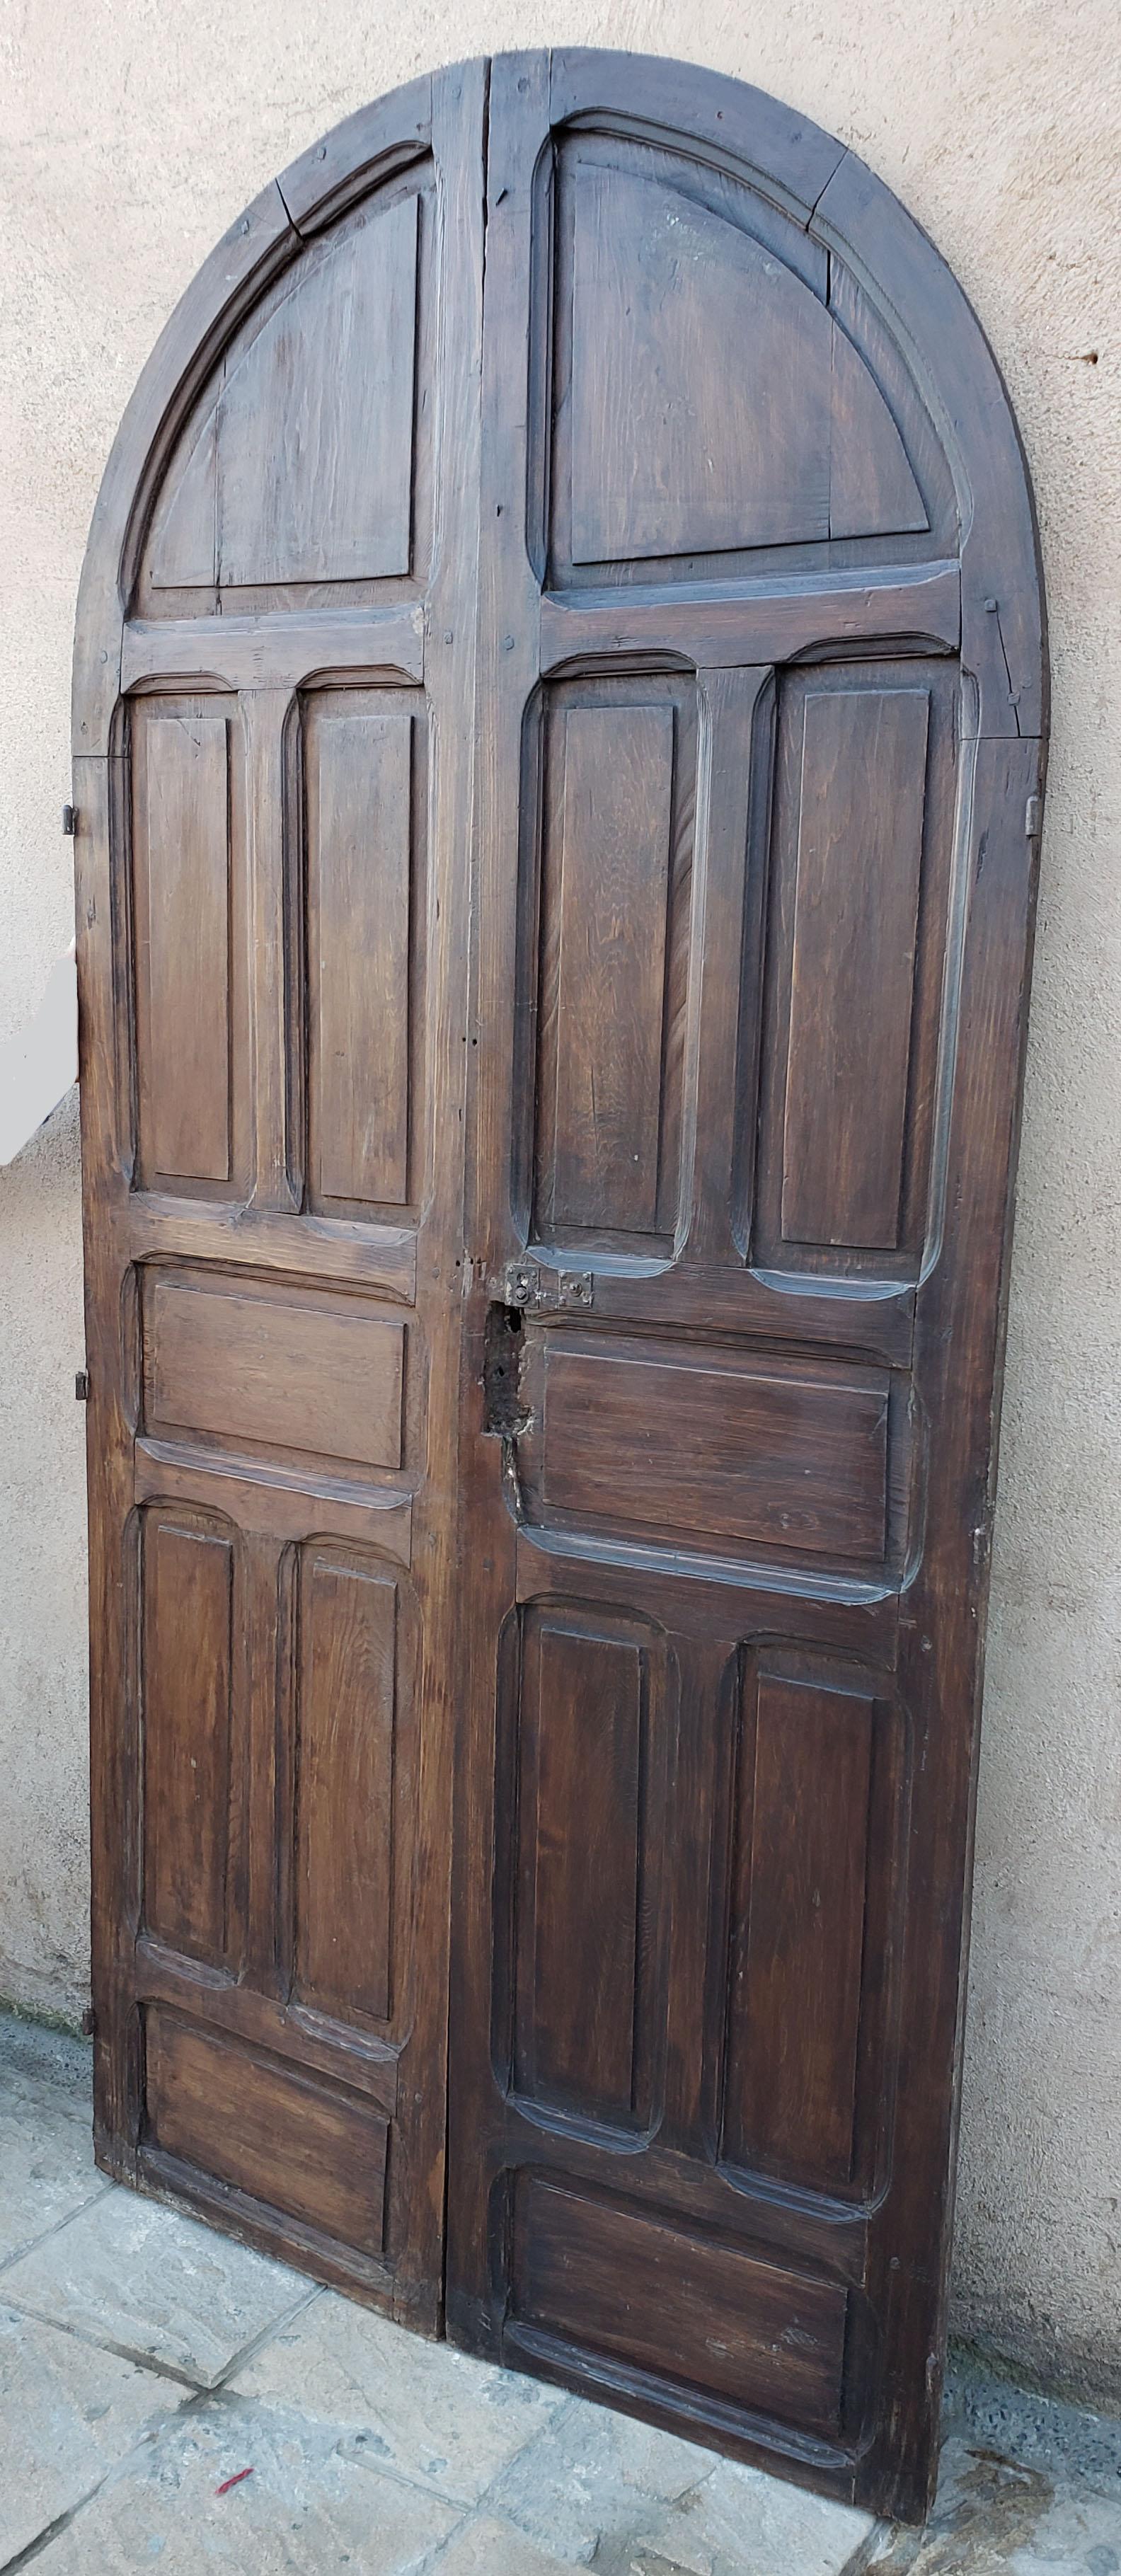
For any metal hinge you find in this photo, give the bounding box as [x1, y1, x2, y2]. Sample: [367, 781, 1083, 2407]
[62, 804, 76, 836]
[75, 1370, 90, 1402]
[81, 2006, 96, 2038]
[502, 1260, 593, 1315]
[1025, 794, 1041, 839]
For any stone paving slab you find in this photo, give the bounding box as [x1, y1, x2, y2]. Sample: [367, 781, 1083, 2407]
[482, 2387, 710, 2560]
[234, 2285, 567, 2503]
[430, 2511, 580, 2571]
[0, 2184, 311, 2387]
[0, 2080, 108, 2266]
[23, 2397, 462, 2573]
[605, 2454, 879, 2576]
[0, 2296, 190, 2564]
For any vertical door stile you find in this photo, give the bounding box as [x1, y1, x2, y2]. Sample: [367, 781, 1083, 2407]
[244, 686, 299, 1214]
[682, 666, 775, 1264]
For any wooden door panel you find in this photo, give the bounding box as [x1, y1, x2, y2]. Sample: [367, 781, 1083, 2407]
[79, 64, 486, 2330]
[506, 2173, 852, 2443]
[522, 1333, 897, 1571]
[139, 1512, 235, 1967]
[140, 1268, 408, 1476]
[754, 657, 960, 1284]
[130, 697, 245, 1195]
[546, 136, 932, 588]
[720, 1670, 875, 2195]
[144, 2009, 389, 2253]
[444, 47, 1045, 2530]
[499, 1602, 671, 2138]
[292, 1551, 402, 2027]
[522, 673, 696, 1254]
[303, 690, 424, 1213]
[149, 178, 428, 601]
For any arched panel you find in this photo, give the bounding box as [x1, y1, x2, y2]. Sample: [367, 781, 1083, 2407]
[568, 163, 927, 567]
[147, 188, 422, 593]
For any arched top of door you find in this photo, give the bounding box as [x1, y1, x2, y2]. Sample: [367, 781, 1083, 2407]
[73, 49, 1045, 757]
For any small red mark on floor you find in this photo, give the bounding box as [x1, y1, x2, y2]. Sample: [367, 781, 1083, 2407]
[214, 2467, 254, 2497]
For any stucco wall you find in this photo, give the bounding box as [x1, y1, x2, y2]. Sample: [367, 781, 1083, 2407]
[0, 0, 1116, 2405]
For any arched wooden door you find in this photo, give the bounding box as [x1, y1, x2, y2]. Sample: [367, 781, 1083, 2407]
[74, 51, 1046, 2523]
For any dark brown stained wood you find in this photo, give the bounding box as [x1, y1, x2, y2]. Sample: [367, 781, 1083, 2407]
[145, 2009, 389, 2249]
[142, 1271, 405, 1471]
[568, 163, 924, 568]
[142, 1517, 233, 1962]
[541, 698, 676, 1236]
[132, 706, 232, 1186]
[151, 192, 421, 590]
[294, 1554, 397, 2023]
[781, 687, 930, 1250]
[304, 696, 417, 1209]
[76, 45, 1047, 2526]
[512, 1611, 648, 2127]
[510, 2175, 848, 2437]
[537, 1338, 891, 1565]
[722, 1672, 874, 2192]
[753, 655, 958, 1288]
[537, 561, 960, 676]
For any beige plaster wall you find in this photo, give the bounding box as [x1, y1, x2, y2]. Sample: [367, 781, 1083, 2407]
[0, 0, 1117, 2403]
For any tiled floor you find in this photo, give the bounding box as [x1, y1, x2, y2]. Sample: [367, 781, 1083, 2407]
[1, 2012, 1119, 2572]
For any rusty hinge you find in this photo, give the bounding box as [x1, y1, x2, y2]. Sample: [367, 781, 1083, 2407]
[75, 1369, 90, 1401]
[502, 1260, 593, 1315]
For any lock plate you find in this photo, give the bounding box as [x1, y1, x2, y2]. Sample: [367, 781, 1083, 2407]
[501, 1261, 593, 1316]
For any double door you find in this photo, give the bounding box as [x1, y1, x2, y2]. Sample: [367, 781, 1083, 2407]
[76, 51, 1045, 2522]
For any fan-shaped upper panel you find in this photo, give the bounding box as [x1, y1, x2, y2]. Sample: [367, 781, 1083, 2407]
[566, 165, 928, 569]
[146, 184, 424, 595]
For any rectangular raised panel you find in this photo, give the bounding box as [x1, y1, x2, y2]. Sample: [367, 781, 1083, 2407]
[145, 2009, 388, 2250]
[142, 1518, 232, 1962]
[553, 704, 672, 1230]
[295, 1555, 397, 2024]
[531, 681, 693, 1250]
[143, 1271, 404, 1472]
[723, 1672, 874, 2192]
[510, 2175, 847, 2438]
[512, 1611, 651, 2127]
[304, 698, 418, 1209]
[539, 1338, 890, 1564]
[781, 687, 930, 1250]
[134, 709, 231, 1184]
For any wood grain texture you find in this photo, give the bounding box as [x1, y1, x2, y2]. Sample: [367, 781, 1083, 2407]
[510, 2173, 849, 2437]
[781, 686, 930, 1250]
[141, 1517, 234, 1963]
[512, 1611, 650, 2127]
[132, 706, 233, 1186]
[304, 696, 418, 1209]
[151, 192, 420, 590]
[568, 163, 924, 567]
[537, 1338, 891, 1565]
[541, 698, 676, 1237]
[722, 1672, 874, 2191]
[146, 2009, 389, 2250]
[294, 1554, 398, 2023]
[143, 1272, 405, 1471]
